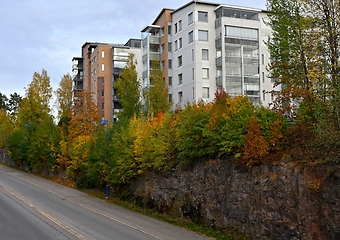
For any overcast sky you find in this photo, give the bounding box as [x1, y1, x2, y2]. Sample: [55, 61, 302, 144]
[0, 0, 266, 100]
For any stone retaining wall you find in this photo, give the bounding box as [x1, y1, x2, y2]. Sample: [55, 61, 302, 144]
[129, 157, 340, 239]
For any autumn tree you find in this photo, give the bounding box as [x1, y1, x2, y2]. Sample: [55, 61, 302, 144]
[0, 109, 13, 148]
[116, 53, 142, 120]
[57, 90, 100, 178]
[55, 73, 73, 122]
[17, 69, 53, 124]
[143, 60, 171, 117]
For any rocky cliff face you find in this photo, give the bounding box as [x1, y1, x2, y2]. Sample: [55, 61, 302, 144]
[130, 157, 340, 239]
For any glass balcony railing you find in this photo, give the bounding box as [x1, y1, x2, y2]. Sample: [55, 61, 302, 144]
[149, 36, 160, 44]
[149, 52, 160, 60]
[216, 57, 222, 67]
[225, 37, 258, 47]
[216, 76, 223, 87]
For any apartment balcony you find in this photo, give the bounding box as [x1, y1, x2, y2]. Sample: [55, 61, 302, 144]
[112, 94, 121, 101]
[244, 90, 260, 97]
[142, 70, 148, 79]
[142, 38, 148, 47]
[225, 56, 242, 64]
[216, 75, 223, 87]
[113, 67, 121, 75]
[142, 54, 148, 63]
[215, 18, 222, 29]
[73, 83, 83, 91]
[243, 56, 259, 65]
[149, 36, 160, 44]
[72, 76, 83, 83]
[149, 52, 160, 60]
[72, 64, 83, 72]
[216, 57, 222, 67]
[225, 37, 259, 47]
[244, 76, 260, 85]
[215, 36, 222, 49]
[225, 75, 242, 84]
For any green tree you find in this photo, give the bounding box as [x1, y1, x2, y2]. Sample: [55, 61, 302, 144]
[266, 0, 312, 117]
[143, 60, 171, 117]
[8, 93, 22, 116]
[306, 0, 340, 129]
[116, 54, 142, 121]
[55, 73, 73, 122]
[0, 93, 8, 110]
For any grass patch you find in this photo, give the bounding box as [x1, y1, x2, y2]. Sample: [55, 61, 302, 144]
[81, 188, 250, 240]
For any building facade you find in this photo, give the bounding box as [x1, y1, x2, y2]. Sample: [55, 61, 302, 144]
[73, 1, 278, 120]
[72, 40, 142, 122]
[141, 1, 278, 109]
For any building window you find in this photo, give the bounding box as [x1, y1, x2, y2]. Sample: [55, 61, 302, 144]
[193, 87, 195, 99]
[188, 12, 193, 24]
[161, 27, 165, 37]
[168, 59, 172, 69]
[102, 77, 104, 84]
[102, 51, 104, 58]
[102, 90, 104, 97]
[188, 31, 193, 43]
[169, 94, 173, 102]
[161, 61, 165, 71]
[168, 25, 172, 35]
[161, 44, 165, 54]
[178, 73, 183, 85]
[198, 11, 208, 22]
[202, 49, 209, 60]
[102, 63, 105, 72]
[262, 72, 265, 83]
[102, 103, 104, 110]
[168, 42, 172, 52]
[198, 30, 208, 41]
[178, 91, 183, 102]
[263, 91, 266, 101]
[202, 87, 209, 98]
[169, 76, 172, 86]
[175, 40, 178, 51]
[202, 68, 209, 79]
[178, 55, 182, 67]
[175, 23, 178, 33]
[179, 20, 182, 31]
[192, 68, 194, 80]
[262, 54, 265, 65]
[179, 37, 183, 48]
[192, 49, 194, 60]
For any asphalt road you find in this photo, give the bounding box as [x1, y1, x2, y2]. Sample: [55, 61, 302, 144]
[0, 165, 211, 240]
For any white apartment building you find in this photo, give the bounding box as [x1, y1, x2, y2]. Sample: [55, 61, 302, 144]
[142, 1, 278, 109]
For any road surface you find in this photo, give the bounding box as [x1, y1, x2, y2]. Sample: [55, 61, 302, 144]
[0, 164, 211, 240]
